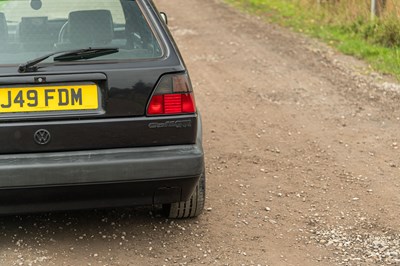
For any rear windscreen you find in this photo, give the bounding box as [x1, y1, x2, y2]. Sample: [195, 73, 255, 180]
[0, 0, 163, 64]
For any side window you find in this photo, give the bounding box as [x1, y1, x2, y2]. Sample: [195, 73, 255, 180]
[122, 0, 162, 55]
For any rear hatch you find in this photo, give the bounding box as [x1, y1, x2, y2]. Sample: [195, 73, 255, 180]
[0, 0, 197, 154]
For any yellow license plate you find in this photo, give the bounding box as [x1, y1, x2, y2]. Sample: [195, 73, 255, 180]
[0, 84, 98, 113]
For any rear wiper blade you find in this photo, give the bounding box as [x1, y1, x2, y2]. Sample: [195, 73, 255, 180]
[54, 47, 119, 62]
[18, 47, 119, 73]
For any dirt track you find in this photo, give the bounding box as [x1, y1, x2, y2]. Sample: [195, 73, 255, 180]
[1, 0, 400, 265]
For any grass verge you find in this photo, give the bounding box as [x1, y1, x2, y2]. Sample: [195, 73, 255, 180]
[225, 0, 400, 80]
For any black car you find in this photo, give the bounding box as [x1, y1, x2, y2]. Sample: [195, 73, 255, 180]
[0, 0, 205, 218]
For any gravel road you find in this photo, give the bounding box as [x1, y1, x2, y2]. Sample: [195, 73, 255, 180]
[1, 0, 400, 265]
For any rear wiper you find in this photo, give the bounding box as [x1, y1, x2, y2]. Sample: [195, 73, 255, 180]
[18, 47, 119, 73]
[53, 47, 119, 62]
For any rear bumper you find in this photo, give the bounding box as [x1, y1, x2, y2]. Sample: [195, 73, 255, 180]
[0, 143, 204, 214]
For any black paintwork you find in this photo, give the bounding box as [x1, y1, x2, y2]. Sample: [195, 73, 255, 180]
[0, 0, 195, 155]
[0, 116, 197, 154]
[0, 0, 204, 214]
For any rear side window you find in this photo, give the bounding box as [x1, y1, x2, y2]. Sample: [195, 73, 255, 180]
[0, 0, 162, 64]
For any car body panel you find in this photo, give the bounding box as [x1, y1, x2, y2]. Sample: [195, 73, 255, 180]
[0, 0, 204, 214]
[0, 116, 197, 154]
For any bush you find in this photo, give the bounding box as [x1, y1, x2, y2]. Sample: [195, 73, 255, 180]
[373, 18, 400, 47]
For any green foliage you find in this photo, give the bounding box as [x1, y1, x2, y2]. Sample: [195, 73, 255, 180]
[343, 16, 400, 48]
[225, 0, 400, 80]
[374, 18, 400, 47]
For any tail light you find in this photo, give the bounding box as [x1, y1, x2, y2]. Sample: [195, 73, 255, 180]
[147, 73, 196, 115]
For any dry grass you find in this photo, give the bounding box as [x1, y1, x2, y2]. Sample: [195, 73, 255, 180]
[291, 0, 400, 47]
[297, 0, 400, 22]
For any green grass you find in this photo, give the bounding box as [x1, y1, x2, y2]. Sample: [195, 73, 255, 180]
[225, 0, 400, 80]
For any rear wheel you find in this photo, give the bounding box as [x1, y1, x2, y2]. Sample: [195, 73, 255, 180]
[163, 171, 205, 219]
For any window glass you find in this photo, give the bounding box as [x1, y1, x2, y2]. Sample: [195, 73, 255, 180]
[0, 0, 163, 64]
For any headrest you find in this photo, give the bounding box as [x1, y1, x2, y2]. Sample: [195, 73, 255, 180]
[19, 17, 48, 43]
[0, 13, 8, 41]
[68, 10, 113, 46]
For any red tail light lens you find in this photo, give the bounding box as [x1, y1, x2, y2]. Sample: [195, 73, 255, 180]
[147, 95, 163, 115]
[147, 74, 196, 116]
[181, 93, 195, 113]
[164, 94, 182, 113]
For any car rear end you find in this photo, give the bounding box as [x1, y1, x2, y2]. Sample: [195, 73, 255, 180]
[0, 0, 204, 217]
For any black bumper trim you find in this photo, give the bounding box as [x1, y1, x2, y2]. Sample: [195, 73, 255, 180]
[0, 176, 200, 215]
[0, 143, 204, 188]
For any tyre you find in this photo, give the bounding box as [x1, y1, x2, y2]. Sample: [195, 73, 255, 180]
[163, 171, 205, 219]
